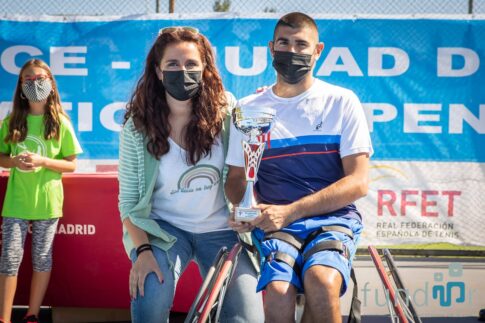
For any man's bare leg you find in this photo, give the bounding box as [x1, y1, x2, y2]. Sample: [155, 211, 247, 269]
[302, 265, 343, 323]
[265, 281, 297, 323]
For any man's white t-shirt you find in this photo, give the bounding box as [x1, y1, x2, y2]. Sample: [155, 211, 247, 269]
[226, 78, 373, 221]
[150, 137, 230, 233]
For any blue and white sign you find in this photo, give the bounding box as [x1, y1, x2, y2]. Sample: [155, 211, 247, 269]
[1, 14, 484, 246]
[1, 15, 483, 162]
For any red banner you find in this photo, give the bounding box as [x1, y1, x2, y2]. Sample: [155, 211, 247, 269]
[0, 173, 201, 311]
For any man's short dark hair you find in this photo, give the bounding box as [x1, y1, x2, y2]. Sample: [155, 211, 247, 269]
[273, 12, 318, 40]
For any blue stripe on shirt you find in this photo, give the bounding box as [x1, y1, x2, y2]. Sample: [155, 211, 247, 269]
[269, 135, 341, 149]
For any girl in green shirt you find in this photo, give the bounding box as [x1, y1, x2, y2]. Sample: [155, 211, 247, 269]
[0, 59, 82, 323]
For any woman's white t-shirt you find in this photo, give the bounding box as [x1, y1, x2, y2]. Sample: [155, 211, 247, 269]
[149, 136, 230, 233]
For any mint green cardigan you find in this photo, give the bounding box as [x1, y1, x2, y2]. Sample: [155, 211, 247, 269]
[117, 93, 258, 270]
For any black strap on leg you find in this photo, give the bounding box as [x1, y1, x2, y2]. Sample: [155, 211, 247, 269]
[264, 231, 304, 250]
[264, 232, 303, 276]
[273, 252, 296, 268]
[304, 225, 354, 246]
[302, 240, 348, 262]
[324, 225, 354, 239]
[263, 225, 357, 291]
[264, 251, 301, 277]
[347, 267, 361, 323]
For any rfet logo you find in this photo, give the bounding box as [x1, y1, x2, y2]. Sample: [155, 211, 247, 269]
[378, 190, 461, 217]
[369, 165, 462, 218]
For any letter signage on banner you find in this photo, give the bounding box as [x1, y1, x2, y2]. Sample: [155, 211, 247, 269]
[0, 14, 484, 247]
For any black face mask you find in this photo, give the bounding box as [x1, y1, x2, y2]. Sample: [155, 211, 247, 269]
[161, 70, 202, 101]
[272, 50, 313, 84]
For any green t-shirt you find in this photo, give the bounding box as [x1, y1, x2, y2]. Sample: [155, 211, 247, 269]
[0, 114, 83, 220]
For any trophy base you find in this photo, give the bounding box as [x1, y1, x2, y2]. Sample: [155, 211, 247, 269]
[234, 207, 261, 222]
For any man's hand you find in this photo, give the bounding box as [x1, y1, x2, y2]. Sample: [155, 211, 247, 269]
[250, 203, 297, 232]
[228, 210, 255, 233]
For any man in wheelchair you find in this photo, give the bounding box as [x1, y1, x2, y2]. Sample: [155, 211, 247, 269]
[225, 12, 373, 323]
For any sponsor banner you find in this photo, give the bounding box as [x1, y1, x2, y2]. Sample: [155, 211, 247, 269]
[0, 14, 484, 246]
[357, 161, 485, 246]
[0, 15, 483, 162]
[342, 261, 485, 317]
[0, 173, 199, 310]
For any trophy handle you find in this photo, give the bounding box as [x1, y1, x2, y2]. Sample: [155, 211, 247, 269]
[242, 141, 266, 182]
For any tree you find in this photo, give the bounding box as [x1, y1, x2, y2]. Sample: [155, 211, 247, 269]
[213, 0, 231, 12]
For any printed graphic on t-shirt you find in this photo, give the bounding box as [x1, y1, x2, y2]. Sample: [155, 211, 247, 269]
[14, 135, 47, 173]
[170, 164, 221, 195]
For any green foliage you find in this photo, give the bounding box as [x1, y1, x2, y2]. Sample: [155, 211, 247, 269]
[213, 0, 231, 12]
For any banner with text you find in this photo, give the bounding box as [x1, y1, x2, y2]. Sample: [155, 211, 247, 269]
[0, 14, 484, 246]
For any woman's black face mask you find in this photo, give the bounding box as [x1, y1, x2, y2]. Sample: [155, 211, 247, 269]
[161, 70, 202, 101]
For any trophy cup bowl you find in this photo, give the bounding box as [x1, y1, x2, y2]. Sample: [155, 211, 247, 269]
[232, 106, 276, 222]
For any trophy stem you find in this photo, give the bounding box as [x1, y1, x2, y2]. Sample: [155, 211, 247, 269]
[239, 180, 255, 209]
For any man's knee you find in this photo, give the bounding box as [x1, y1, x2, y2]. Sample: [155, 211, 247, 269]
[266, 281, 296, 299]
[264, 281, 296, 321]
[304, 265, 342, 296]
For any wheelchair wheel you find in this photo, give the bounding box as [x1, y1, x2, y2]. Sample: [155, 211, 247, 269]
[369, 245, 422, 323]
[383, 248, 422, 323]
[185, 247, 228, 323]
[185, 243, 243, 323]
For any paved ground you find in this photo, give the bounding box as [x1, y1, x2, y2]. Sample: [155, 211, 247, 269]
[11, 256, 485, 322]
[11, 309, 484, 322]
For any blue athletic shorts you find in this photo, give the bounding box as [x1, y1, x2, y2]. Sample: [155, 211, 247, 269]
[254, 216, 362, 296]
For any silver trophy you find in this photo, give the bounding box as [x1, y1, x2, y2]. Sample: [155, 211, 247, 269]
[232, 106, 276, 222]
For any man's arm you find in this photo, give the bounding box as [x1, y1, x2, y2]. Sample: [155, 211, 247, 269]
[252, 152, 369, 232]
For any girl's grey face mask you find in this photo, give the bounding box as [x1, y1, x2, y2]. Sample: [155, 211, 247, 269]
[21, 78, 53, 102]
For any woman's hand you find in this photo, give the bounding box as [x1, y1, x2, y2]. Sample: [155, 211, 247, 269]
[228, 211, 255, 233]
[130, 251, 164, 299]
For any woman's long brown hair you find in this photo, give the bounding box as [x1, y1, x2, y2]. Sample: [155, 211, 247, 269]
[6, 59, 68, 143]
[124, 29, 227, 165]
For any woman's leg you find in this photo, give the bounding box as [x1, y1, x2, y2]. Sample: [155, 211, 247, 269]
[130, 221, 193, 323]
[28, 218, 59, 317]
[0, 218, 29, 322]
[195, 230, 264, 323]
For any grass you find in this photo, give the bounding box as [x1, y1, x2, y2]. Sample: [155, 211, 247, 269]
[358, 243, 485, 250]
